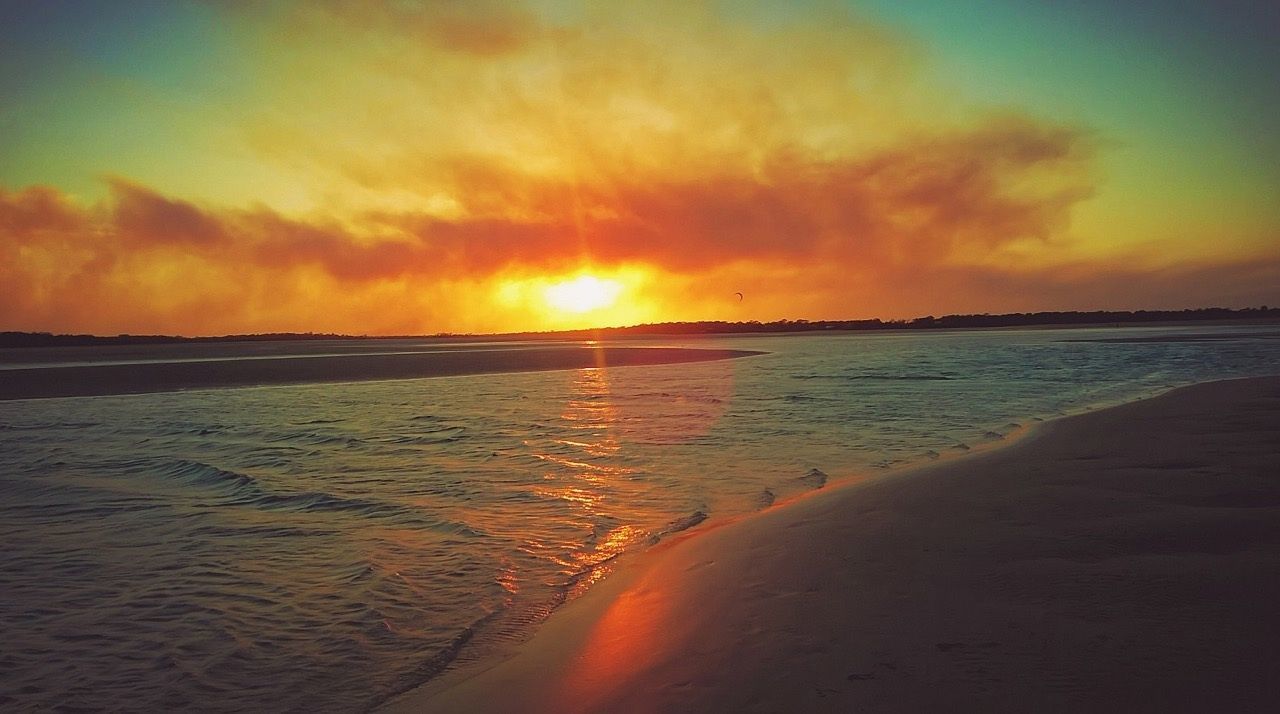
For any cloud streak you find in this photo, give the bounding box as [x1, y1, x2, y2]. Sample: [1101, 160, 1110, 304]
[4, 116, 1092, 276]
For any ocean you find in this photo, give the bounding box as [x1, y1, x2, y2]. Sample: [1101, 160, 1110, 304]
[2, 325, 1277, 711]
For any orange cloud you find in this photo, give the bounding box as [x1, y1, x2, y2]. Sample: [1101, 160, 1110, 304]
[246, 116, 1091, 282]
[0, 109, 1274, 337]
[5, 116, 1092, 279]
[110, 179, 228, 247]
[0, 185, 87, 238]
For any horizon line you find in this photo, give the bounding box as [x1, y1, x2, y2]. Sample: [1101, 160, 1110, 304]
[2, 305, 1277, 345]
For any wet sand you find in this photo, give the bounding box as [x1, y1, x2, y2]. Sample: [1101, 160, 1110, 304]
[386, 376, 1280, 713]
[0, 346, 763, 400]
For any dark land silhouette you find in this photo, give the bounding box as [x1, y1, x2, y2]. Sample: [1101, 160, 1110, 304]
[2, 306, 1277, 348]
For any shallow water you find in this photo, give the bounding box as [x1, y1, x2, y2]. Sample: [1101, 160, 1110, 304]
[2, 325, 1278, 711]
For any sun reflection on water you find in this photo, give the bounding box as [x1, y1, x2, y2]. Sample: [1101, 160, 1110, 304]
[526, 364, 654, 594]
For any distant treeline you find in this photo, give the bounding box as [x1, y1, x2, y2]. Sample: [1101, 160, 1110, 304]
[509, 306, 1279, 340]
[3, 306, 1277, 348]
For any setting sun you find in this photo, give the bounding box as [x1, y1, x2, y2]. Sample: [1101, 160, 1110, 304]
[544, 276, 623, 314]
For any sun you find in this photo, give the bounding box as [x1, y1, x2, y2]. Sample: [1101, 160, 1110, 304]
[543, 275, 623, 314]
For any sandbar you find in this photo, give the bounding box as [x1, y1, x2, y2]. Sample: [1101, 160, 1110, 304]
[0, 346, 764, 400]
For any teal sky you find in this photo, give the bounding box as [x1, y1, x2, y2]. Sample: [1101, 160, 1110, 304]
[3, 0, 1277, 204]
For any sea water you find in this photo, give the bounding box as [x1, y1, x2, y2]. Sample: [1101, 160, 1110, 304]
[2, 325, 1277, 711]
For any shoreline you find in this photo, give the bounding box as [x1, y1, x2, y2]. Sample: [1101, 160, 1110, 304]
[382, 375, 1280, 713]
[5, 313, 1278, 350]
[372, 381, 1046, 711]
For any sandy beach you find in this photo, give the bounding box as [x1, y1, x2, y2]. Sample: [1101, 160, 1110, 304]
[385, 375, 1280, 713]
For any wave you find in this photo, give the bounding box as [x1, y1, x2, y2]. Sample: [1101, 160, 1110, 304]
[783, 394, 838, 403]
[647, 510, 709, 544]
[792, 373, 956, 381]
[0, 419, 100, 431]
[371, 427, 466, 445]
[139, 459, 484, 535]
[796, 468, 828, 489]
[755, 488, 776, 510]
[262, 430, 364, 447]
[629, 391, 725, 405]
[374, 608, 504, 711]
[155, 458, 258, 492]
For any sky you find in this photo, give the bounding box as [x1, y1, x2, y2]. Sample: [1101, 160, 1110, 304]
[1, 0, 1278, 336]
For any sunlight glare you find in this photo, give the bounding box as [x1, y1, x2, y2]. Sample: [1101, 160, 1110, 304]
[544, 276, 623, 314]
